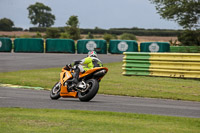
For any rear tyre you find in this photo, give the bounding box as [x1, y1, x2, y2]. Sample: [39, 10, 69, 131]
[78, 79, 99, 102]
[50, 82, 61, 100]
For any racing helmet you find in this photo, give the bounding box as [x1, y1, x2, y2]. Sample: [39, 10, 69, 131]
[88, 51, 97, 57]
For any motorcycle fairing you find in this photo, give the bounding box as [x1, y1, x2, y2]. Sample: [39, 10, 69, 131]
[60, 71, 73, 84]
[79, 67, 108, 79]
[60, 84, 78, 97]
[60, 70, 78, 97]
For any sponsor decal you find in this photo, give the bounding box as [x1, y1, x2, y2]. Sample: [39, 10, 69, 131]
[149, 43, 159, 52]
[86, 41, 97, 51]
[66, 72, 71, 78]
[118, 41, 128, 51]
[0, 41, 2, 48]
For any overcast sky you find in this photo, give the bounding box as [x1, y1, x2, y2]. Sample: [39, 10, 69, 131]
[0, 0, 182, 30]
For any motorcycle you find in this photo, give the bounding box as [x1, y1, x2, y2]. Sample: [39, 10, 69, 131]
[50, 63, 108, 102]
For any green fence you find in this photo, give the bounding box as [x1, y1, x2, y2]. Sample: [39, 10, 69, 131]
[170, 46, 200, 53]
[14, 38, 44, 53]
[109, 40, 138, 54]
[77, 39, 107, 54]
[46, 39, 75, 53]
[140, 42, 170, 52]
[0, 38, 12, 52]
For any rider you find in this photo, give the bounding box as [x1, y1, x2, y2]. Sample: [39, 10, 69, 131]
[66, 51, 103, 84]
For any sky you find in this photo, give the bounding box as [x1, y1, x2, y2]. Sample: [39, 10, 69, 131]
[0, 0, 182, 30]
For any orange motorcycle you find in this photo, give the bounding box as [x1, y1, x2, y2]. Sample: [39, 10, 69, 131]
[50, 64, 108, 102]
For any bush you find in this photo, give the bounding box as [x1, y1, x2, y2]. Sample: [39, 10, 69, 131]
[60, 33, 70, 39]
[120, 33, 137, 40]
[45, 28, 60, 38]
[178, 30, 200, 46]
[103, 33, 115, 43]
[86, 32, 94, 39]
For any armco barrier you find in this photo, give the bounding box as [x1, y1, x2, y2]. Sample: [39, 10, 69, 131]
[46, 39, 75, 53]
[0, 38, 12, 52]
[122, 52, 200, 78]
[14, 38, 44, 53]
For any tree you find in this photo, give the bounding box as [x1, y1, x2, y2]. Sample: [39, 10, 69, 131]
[27, 2, 55, 27]
[65, 15, 80, 40]
[66, 15, 79, 27]
[0, 18, 14, 31]
[150, 0, 200, 46]
[149, 0, 200, 29]
[178, 30, 200, 46]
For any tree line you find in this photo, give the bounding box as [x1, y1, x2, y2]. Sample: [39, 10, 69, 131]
[28, 27, 182, 36]
[0, 1, 199, 46]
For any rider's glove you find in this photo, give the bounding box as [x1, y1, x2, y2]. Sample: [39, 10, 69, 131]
[74, 60, 82, 65]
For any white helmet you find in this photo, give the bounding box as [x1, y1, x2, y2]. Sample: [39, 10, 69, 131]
[88, 51, 97, 57]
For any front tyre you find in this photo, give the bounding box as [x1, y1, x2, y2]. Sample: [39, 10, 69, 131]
[78, 79, 99, 102]
[50, 82, 61, 100]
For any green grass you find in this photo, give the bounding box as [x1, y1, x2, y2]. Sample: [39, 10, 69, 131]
[0, 108, 200, 133]
[0, 62, 200, 101]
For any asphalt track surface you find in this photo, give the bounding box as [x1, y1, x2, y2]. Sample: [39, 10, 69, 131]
[1, 53, 200, 118]
[0, 53, 123, 72]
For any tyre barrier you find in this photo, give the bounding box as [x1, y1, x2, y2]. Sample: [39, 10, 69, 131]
[109, 40, 138, 54]
[122, 52, 200, 78]
[14, 38, 44, 53]
[4, 37, 199, 54]
[77, 39, 107, 54]
[46, 39, 75, 53]
[0, 38, 12, 52]
[140, 42, 170, 52]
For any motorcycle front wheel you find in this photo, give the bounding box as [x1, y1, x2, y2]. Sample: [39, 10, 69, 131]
[50, 82, 61, 100]
[78, 79, 99, 102]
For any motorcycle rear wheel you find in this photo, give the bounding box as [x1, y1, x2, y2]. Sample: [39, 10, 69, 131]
[50, 82, 61, 100]
[78, 79, 99, 102]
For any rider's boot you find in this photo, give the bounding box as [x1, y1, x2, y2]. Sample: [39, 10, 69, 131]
[70, 67, 80, 84]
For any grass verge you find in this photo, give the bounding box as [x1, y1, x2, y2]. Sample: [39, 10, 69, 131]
[0, 62, 200, 101]
[0, 108, 200, 133]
